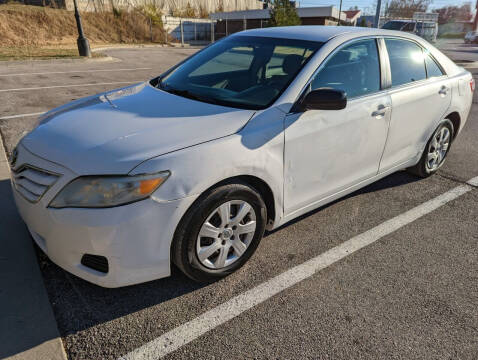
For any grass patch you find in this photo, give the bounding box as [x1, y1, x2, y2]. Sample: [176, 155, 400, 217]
[0, 3, 166, 47]
[0, 47, 105, 61]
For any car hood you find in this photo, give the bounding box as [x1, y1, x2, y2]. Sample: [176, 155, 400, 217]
[22, 83, 255, 174]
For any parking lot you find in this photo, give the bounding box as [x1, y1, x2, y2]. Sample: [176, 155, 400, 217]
[1, 40, 477, 360]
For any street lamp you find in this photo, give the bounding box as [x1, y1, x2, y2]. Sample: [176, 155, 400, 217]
[338, 0, 343, 26]
[72, 0, 91, 57]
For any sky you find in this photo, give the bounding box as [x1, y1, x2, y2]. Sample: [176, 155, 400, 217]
[297, 0, 476, 15]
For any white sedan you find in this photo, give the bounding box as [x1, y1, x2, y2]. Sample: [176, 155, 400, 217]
[11, 26, 473, 287]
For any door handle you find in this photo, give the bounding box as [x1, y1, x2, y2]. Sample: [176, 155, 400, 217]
[438, 86, 449, 96]
[371, 105, 390, 118]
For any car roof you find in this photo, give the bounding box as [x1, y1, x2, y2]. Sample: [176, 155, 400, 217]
[234, 25, 414, 43]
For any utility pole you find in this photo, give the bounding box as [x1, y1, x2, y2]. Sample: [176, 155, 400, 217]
[338, 0, 343, 26]
[73, 0, 91, 57]
[374, 0, 382, 28]
[474, 0, 478, 31]
[180, 19, 184, 47]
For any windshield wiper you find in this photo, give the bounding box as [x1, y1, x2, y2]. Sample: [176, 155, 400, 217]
[163, 86, 221, 106]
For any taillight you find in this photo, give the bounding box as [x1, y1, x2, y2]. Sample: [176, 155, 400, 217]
[471, 78, 475, 92]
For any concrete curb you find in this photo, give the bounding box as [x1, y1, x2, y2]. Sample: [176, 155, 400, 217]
[91, 44, 171, 52]
[0, 136, 67, 360]
[91, 44, 203, 51]
[0, 55, 118, 66]
[458, 61, 478, 68]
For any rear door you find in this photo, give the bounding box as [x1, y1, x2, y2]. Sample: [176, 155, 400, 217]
[379, 38, 452, 172]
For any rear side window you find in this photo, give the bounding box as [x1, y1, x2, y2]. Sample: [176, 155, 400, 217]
[425, 53, 444, 78]
[385, 38, 426, 87]
[310, 38, 381, 98]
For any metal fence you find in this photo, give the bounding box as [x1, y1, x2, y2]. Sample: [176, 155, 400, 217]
[214, 18, 269, 40]
[163, 16, 215, 45]
[163, 16, 271, 46]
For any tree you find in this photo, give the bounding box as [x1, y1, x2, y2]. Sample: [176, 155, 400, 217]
[269, 0, 301, 27]
[435, 4, 473, 25]
[359, 17, 368, 27]
[183, 2, 196, 18]
[385, 0, 430, 19]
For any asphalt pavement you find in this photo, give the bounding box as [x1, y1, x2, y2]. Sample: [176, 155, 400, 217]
[0, 40, 477, 360]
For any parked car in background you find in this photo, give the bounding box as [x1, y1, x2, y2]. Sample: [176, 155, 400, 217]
[382, 20, 438, 42]
[11, 26, 473, 287]
[464, 31, 478, 44]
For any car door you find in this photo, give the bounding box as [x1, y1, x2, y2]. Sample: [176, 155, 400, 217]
[284, 38, 391, 216]
[379, 38, 452, 172]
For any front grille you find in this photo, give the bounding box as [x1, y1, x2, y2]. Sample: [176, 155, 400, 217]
[12, 165, 60, 202]
[81, 254, 109, 273]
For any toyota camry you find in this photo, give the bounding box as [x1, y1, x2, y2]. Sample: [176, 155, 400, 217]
[10, 26, 474, 287]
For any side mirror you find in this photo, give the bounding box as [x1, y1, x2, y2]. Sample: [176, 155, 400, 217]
[298, 88, 347, 111]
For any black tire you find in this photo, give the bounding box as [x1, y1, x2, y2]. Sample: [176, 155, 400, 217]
[408, 119, 454, 178]
[172, 181, 267, 282]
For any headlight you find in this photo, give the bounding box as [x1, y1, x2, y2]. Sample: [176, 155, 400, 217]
[49, 171, 170, 208]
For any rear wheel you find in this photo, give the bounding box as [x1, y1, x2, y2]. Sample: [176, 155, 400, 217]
[172, 182, 267, 282]
[408, 120, 454, 178]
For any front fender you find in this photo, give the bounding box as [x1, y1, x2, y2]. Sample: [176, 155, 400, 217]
[129, 107, 286, 226]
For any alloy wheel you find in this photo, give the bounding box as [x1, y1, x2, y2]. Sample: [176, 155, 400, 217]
[426, 126, 450, 172]
[196, 200, 257, 269]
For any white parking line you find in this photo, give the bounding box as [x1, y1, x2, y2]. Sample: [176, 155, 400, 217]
[0, 112, 45, 120]
[0, 68, 151, 77]
[0, 81, 138, 92]
[120, 180, 476, 360]
[467, 176, 478, 187]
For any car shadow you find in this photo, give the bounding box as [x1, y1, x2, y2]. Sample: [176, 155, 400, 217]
[36, 244, 209, 337]
[2, 170, 420, 345]
[266, 170, 420, 235]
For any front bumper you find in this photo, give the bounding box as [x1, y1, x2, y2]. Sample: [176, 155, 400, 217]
[11, 144, 197, 288]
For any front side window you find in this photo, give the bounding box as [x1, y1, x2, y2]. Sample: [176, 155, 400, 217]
[385, 38, 426, 87]
[157, 36, 322, 110]
[310, 38, 381, 98]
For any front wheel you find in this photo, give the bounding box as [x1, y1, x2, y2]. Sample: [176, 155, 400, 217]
[408, 119, 454, 178]
[172, 182, 267, 282]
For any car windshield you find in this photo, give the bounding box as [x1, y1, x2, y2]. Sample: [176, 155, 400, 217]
[154, 36, 322, 110]
[382, 21, 407, 30]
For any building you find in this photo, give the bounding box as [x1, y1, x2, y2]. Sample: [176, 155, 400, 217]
[438, 21, 474, 36]
[343, 9, 362, 26]
[210, 6, 348, 38]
